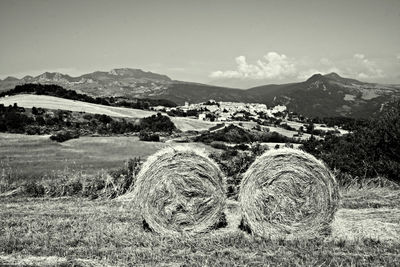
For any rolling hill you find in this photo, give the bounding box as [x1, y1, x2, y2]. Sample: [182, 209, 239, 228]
[247, 73, 400, 118]
[0, 94, 215, 132]
[1, 68, 399, 118]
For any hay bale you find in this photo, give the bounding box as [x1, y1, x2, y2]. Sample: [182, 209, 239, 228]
[239, 148, 339, 238]
[131, 146, 226, 235]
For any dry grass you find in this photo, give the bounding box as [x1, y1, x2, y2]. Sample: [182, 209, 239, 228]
[126, 146, 226, 235]
[0, 94, 157, 118]
[239, 148, 339, 238]
[0, 186, 399, 266]
[0, 133, 217, 179]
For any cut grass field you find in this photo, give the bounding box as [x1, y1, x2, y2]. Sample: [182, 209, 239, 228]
[0, 94, 216, 132]
[1, 132, 399, 265]
[0, 133, 215, 179]
[0, 186, 399, 266]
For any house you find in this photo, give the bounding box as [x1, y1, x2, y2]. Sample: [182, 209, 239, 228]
[152, 106, 166, 111]
[198, 113, 206, 120]
[272, 105, 287, 113]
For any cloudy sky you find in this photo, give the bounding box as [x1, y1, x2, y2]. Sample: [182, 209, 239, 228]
[1, 0, 399, 88]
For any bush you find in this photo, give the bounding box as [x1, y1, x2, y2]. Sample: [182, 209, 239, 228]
[234, 144, 250, 150]
[24, 181, 45, 197]
[50, 130, 79, 142]
[196, 125, 296, 144]
[139, 131, 160, 142]
[280, 123, 296, 131]
[140, 113, 176, 133]
[210, 141, 229, 150]
[209, 149, 257, 199]
[302, 99, 400, 184]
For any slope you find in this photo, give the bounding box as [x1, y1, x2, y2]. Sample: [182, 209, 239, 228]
[0, 94, 215, 132]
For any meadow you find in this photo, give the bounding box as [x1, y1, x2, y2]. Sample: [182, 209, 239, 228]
[1, 132, 399, 266]
[0, 133, 218, 182]
[0, 185, 399, 266]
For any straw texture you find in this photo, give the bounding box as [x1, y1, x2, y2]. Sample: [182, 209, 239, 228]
[132, 146, 226, 235]
[239, 148, 339, 238]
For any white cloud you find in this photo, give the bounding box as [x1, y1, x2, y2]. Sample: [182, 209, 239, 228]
[297, 67, 341, 80]
[352, 53, 384, 79]
[297, 69, 323, 80]
[397, 54, 400, 61]
[210, 52, 388, 85]
[210, 52, 296, 80]
[353, 53, 366, 60]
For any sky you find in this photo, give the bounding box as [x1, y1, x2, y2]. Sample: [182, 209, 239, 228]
[0, 0, 399, 88]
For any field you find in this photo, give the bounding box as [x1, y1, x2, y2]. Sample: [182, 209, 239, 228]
[1, 125, 399, 265]
[0, 186, 399, 266]
[0, 94, 216, 132]
[0, 133, 215, 178]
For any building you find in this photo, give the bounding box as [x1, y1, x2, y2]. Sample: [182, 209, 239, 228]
[198, 113, 206, 120]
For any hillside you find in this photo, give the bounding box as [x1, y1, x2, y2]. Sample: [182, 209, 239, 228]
[247, 73, 400, 118]
[0, 94, 215, 132]
[1, 69, 399, 118]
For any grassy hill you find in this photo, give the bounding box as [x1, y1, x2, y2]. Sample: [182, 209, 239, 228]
[0, 94, 215, 132]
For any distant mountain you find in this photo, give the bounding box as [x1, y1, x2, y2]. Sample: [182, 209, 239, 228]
[1, 69, 399, 118]
[0, 68, 173, 98]
[247, 73, 400, 117]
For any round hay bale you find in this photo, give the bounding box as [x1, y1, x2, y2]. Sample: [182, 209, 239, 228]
[239, 148, 339, 238]
[132, 146, 226, 235]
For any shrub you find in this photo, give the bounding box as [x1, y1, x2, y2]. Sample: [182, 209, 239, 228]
[24, 181, 45, 197]
[210, 149, 257, 199]
[302, 100, 400, 184]
[140, 113, 176, 133]
[210, 141, 229, 150]
[139, 131, 160, 142]
[50, 130, 79, 142]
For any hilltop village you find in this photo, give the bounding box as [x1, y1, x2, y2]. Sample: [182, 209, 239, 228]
[153, 100, 292, 122]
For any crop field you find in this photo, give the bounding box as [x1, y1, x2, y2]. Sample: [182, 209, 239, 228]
[0, 130, 398, 265]
[0, 94, 216, 132]
[0, 186, 399, 266]
[0, 133, 215, 178]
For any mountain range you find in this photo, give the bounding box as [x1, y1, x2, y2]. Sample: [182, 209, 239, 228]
[1, 68, 399, 118]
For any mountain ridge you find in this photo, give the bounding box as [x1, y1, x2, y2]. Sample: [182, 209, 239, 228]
[1, 69, 399, 118]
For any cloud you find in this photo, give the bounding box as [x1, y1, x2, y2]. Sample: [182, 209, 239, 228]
[297, 67, 341, 80]
[210, 52, 296, 80]
[397, 54, 400, 61]
[352, 53, 384, 79]
[296, 58, 342, 80]
[353, 53, 365, 60]
[210, 52, 388, 86]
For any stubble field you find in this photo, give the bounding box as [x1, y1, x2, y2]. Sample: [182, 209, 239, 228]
[0, 133, 399, 266]
[0, 186, 399, 266]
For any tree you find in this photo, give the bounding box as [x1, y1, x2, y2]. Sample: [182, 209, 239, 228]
[302, 100, 400, 183]
[305, 122, 315, 133]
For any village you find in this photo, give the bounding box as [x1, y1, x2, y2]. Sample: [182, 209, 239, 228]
[153, 100, 290, 122]
[150, 99, 346, 141]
